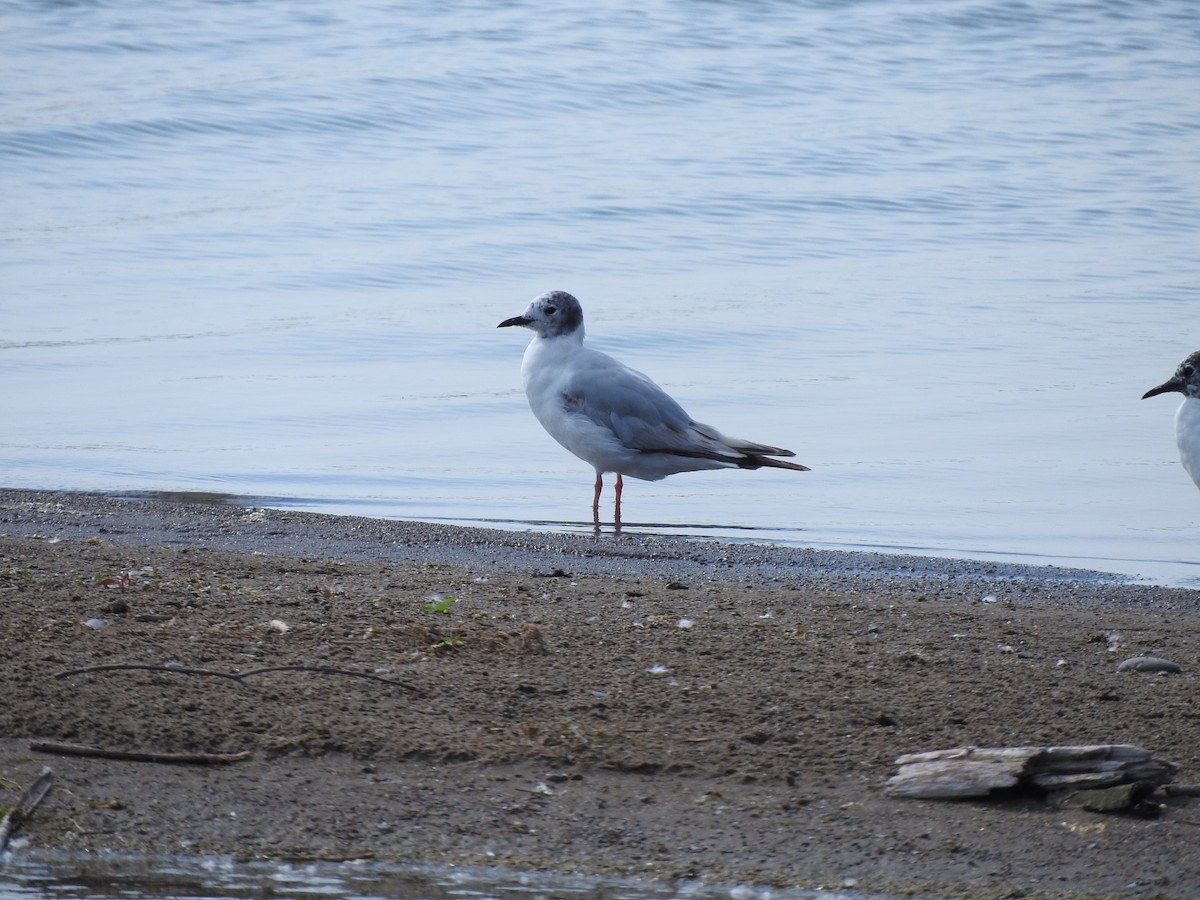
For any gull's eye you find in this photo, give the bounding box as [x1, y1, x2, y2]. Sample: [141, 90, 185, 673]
[545, 305, 557, 315]
[1183, 365, 1195, 378]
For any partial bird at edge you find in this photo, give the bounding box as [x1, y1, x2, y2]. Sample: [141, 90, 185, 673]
[1143, 350, 1200, 491]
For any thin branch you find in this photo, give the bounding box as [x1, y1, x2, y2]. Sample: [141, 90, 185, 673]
[55, 663, 246, 683]
[235, 664, 419, 690]
[54, 662, 420, 693]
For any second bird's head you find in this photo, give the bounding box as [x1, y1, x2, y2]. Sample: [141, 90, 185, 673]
[1143, 351, 1200, 401]
[498, 291, 584, 340]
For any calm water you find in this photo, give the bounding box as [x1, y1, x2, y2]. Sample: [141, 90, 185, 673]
[3, 0, 1199, 586]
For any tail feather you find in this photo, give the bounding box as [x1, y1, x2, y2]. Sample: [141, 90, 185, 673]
[714, 431, 809, 471]
[642, 421, 811, 471]
[731, 442, 795, 458]
[739, 454, 811, 472]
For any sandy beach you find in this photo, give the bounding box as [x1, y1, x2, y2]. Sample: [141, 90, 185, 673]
[1, 488, 1198, 898]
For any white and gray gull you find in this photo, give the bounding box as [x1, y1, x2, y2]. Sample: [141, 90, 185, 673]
[497, 290, 809, 526]
[1143, 350, 1200, 490]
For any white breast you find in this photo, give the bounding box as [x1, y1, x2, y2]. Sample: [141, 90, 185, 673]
[1174, 396, 1200, 489]
[520, 337, 631, 473]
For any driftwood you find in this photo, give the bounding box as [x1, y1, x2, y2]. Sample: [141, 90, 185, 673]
[30, 741, 251, 766]
[886, 744, 1179, 800]
[0, 768, 53, 853]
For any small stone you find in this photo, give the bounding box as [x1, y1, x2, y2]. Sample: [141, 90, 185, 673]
[1058, 781, 1162, 817]
[1117, 657, 1182, 675]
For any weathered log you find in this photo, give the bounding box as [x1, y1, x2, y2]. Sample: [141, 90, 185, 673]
[886, 747, 1037, 798]
[886, 744, 1178, 800]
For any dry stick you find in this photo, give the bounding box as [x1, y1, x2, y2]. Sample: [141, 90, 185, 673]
[30, 741, 251, 765]
[238, 664, 419, 690]
[0, 768, 53, 853]
[55, 663, 245, 683]
[54, 662, 420, 693]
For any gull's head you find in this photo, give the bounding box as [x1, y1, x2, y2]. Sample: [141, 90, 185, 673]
[1143, 350, 1200, 401]
[497, 291, 584, 340]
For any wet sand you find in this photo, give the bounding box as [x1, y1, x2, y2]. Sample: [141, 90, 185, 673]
[1, 488, 1198, 898]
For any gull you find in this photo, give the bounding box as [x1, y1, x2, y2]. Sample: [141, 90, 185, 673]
[1143, 350, 1200, 489]
[497, 290, 809, 527]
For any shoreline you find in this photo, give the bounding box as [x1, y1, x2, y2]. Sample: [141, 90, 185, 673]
[2, 488, 1198, 898]
[2, 488, 1196, 606]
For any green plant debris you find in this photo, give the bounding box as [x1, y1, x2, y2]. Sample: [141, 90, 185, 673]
[425, 633, 461, 654]
[418, 595, 457, 614]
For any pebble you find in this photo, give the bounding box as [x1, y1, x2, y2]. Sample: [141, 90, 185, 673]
[1116, 656, 1182, 674]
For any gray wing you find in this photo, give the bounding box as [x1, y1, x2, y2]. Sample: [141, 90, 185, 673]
[562, 351, 750, 460]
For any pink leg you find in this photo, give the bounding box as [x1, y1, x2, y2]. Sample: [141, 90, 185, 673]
[592, 472, 603, 525]
[613, 473, 623, 530]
